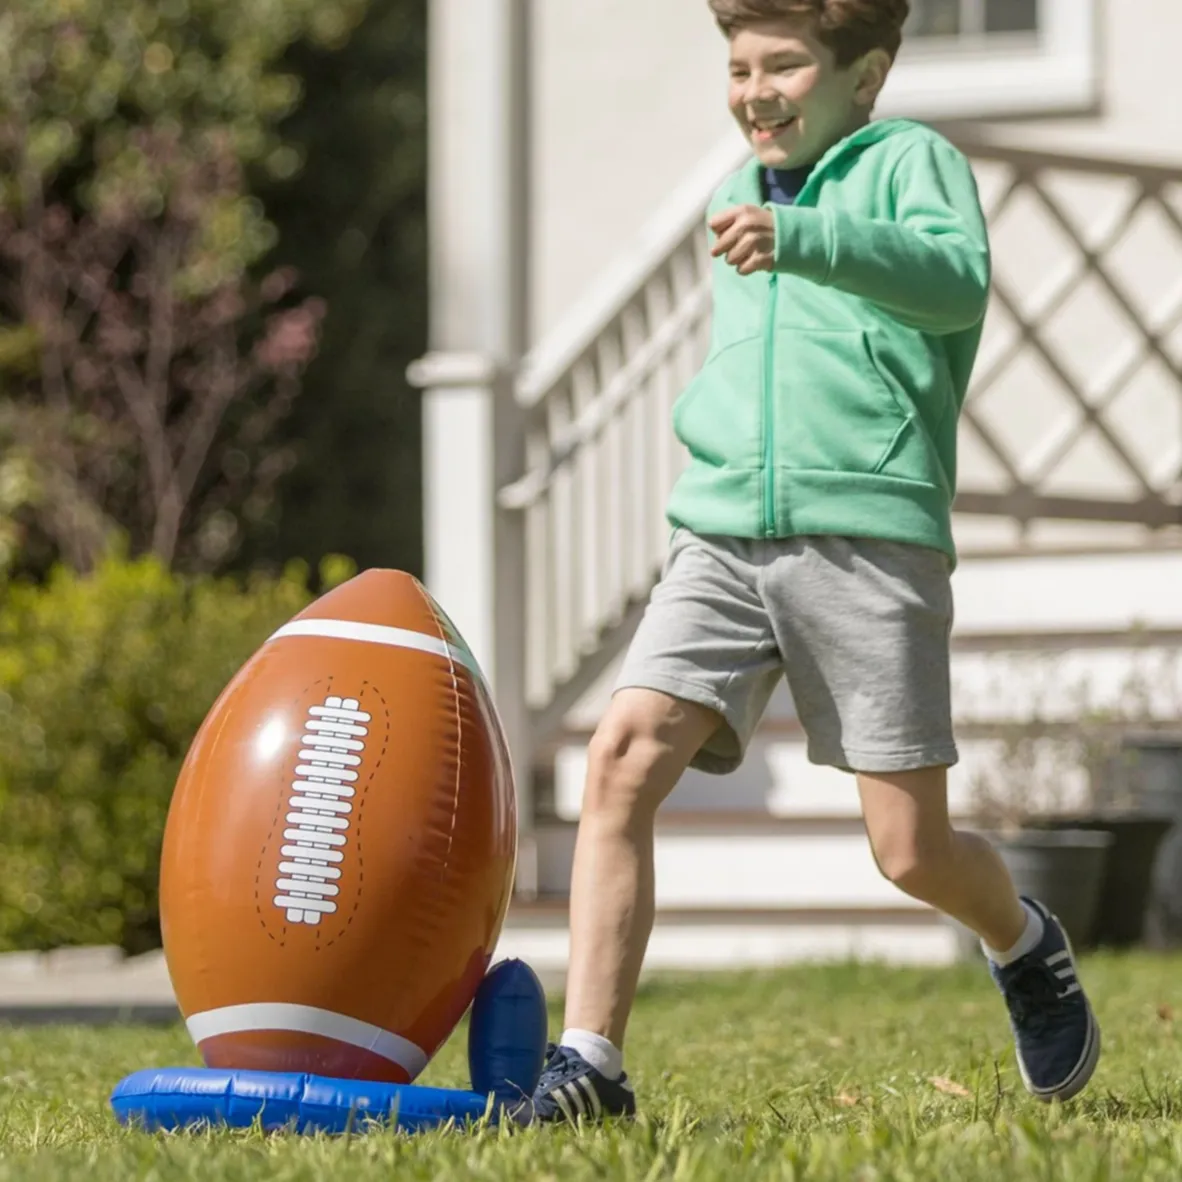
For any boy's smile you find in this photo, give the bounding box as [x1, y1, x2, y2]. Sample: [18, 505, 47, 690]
[727, 20, 888, 168]
[750, 115, 797, 146]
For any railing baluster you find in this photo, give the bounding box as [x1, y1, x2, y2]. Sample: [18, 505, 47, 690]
[637, 276, 668, 595]
[524, 422, 552, 708]
[569, 356, 598, 663]
[647, 269, 674, 574]
[548, 380, 577, 688]
[618, 297, 646, 612]
[605, 360, 624, 631]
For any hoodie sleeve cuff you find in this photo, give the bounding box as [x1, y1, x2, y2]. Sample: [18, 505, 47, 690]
[770, 203, 836, 284]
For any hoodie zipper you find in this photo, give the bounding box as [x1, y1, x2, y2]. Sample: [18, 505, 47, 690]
[762, 272, 778, 537]
[748, 120, 903, 536]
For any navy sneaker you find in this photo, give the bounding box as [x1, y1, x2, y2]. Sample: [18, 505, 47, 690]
[989, 897, 1101, 1103]
[514, 1043, 637, 1125]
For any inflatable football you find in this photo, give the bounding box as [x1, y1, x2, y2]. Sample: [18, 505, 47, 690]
[158, 569, 518, 1084]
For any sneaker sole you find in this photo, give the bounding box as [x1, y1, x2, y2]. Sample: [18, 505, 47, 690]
[1016, 912, 1102, 1104]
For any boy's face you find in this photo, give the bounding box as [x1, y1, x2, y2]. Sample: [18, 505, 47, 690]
[726, 20, 891, 169]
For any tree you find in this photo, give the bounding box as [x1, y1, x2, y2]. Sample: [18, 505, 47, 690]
[0, 0, 367, 573]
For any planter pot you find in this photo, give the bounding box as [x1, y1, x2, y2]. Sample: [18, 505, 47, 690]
[1028, 814, 1174, 948]
[1106, 734, 1182, 948]
[949, 828, 1114, 961]
[1109, 732, 1182, 815]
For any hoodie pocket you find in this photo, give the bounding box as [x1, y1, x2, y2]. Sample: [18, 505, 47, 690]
[672, 335, 764, 468]
[774, 327, 912, 475]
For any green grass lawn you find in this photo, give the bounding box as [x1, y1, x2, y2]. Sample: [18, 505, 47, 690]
[4, 954, 1182, 1179]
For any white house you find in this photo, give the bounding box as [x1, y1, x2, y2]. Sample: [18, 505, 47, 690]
[409, 0, 1182, 973]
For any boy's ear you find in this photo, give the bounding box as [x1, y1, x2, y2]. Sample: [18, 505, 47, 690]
[852, 48, 893, 108]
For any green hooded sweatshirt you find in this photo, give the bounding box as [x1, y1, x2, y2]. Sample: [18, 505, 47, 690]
[665, 117, 991, 564]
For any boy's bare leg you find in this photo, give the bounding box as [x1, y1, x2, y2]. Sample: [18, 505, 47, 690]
[858, 763, 1101, 1103]
[856, 765, 1026, 953]
[563, 688, 722, 1048]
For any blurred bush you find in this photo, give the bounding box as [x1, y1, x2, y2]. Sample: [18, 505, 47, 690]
[0, 548, 354, 953]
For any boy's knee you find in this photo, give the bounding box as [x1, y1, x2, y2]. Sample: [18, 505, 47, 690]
[871, 828, 955, 897]
[582, 691, 714, 819]
[584, 717, 669, 817]
[858, 766, 957, 899]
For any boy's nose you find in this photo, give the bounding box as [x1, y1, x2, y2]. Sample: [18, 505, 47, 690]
[742, 75, 779, 106]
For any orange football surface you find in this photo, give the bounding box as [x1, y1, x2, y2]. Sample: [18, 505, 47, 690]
[158, 569, 517, 1082]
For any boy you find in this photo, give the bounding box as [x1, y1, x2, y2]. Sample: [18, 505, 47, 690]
[520, 0, 1100, 1124]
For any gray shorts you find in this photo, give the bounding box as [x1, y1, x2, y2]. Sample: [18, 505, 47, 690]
[615, 528, 957, 775]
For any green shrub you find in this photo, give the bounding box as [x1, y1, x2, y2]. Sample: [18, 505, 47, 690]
[0, 551, 355, 953]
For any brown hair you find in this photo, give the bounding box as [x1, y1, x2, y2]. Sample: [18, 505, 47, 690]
[707, 0, 911, 66]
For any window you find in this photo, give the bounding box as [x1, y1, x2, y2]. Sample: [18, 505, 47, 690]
[879, 0, 1098, 120]
[906, 0, 1039, 39]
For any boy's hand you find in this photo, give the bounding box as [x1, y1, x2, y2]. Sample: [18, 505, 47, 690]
[709, 205, 776, 275]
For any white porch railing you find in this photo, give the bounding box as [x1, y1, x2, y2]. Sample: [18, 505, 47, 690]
[498, 128, 1182, 752]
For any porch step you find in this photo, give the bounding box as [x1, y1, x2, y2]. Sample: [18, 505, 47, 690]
[533, 816, 945, 911]
[948, 547, 1182, 641]
[549, 730, 1093, 822]
[495, 899, 958, 972]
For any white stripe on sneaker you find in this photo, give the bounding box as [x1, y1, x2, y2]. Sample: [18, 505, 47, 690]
[562, 1081, 588, 1120]
[551, 1084, 578, 1123]
[575, 1075, 603, 1120]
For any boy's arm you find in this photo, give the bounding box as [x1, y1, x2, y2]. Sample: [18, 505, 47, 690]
[770, 139, 991, 334]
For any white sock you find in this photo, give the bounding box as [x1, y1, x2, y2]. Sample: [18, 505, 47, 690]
[559, 1028, 624, 1081]
[984, 900, 1045, 966]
